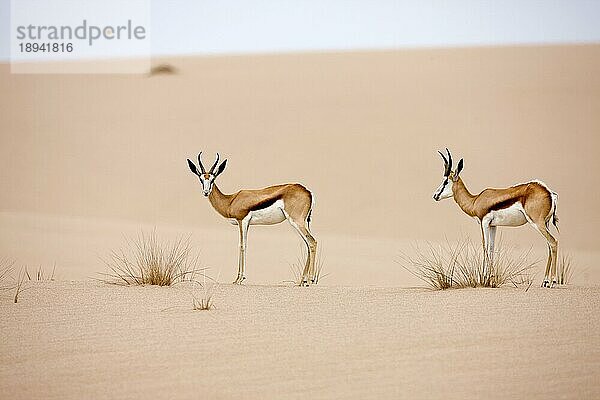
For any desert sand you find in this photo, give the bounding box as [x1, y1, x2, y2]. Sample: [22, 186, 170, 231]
[1, 45, 600, 398]
[1, 282, 599, 399]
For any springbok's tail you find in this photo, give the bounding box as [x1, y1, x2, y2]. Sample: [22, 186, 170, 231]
[550, 191, 559, 233]
[307, 190, 315, 230]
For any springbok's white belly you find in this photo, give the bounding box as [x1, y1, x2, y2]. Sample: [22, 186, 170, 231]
[488, 202, 528, 227]
[248, 199, 286, 225]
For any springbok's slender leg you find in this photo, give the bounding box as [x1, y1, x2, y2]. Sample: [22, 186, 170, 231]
[543, 244, 552, 287]
[551, 239, 559, 287]
[480, 218, 493, 273]
[299, 225, 317, 283]
[532, 221, 558, 287]
[487, 226, 497, 266]
[547, 221, 559, 286]
[234, 218, 249, 284]
[287, 217, 317, 286]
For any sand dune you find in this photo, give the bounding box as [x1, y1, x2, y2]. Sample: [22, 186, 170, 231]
[1, 282, 598, 399]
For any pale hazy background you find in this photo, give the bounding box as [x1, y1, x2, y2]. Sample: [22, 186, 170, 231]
[1, 0, 600, 59]
[0, 2, 599, 285]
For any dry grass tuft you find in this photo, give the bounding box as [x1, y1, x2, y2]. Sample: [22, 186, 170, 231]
[557, 253, 574, 285]
[2, 260, 57, 303]
[1, 258, 15, 291]
[25, 264, 56, 281]
[100, 231, 204, 286]
[13, 267, 28, 303]
[399, 237, 537, 290]
[192, 273, 218, 311]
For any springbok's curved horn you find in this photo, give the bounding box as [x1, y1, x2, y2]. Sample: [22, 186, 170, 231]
[438, 150, 448, 165]
[439, 149, 451, 177]
[445, 148, 453, 176]
[209, 153, 220, 174]
[197, 152, 207, 174]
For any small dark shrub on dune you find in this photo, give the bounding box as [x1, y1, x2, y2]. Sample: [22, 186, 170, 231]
[100, 231, 203, 286]
[400, 237, 537, 290]
[148, 64, 177, 76]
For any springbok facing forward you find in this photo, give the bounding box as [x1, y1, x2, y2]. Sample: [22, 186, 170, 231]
[187, 152, 317, 286]
[432, 149, 559, 288]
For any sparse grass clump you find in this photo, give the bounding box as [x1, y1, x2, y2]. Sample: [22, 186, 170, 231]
[400, 237, 537, 290]
[2, 260, 56, 303]
[557, 253, 574, 285]
[192, 273, 218, 311]
[100, 231, 203, 286]
[13, 267, 27, 303]
[25, 264, 56, 281]
[0, 258, 15, 291]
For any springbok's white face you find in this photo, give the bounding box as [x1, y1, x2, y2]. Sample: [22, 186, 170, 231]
[187, 152, 228, 197]
[433, 148, 463, 202]
[433, 176, 453, 201]
[199, 173, 216, 197]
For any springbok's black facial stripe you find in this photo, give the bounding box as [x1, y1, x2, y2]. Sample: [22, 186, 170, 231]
[436, 178, 449, 197]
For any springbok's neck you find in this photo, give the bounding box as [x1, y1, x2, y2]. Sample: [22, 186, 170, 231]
[453, 177, 477, 218]
[208, 184, 233, 218]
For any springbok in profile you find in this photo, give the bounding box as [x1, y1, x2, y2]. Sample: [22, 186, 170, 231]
[187, 152, 317, 286]
[432, 149, 559, 287]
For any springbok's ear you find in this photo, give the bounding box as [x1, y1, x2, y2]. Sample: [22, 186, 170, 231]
[187, 159, 199, 175]
[454, 158, 464, 180]
[214, 159, 227, 177]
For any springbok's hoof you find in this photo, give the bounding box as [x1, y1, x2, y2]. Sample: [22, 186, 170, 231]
[541, 280, 550, 288]
[551, 280, 557, 288]
[233, 276, 246, 285]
